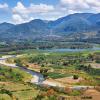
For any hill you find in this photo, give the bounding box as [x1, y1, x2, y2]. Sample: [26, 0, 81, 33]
[0, 13, 100, 42]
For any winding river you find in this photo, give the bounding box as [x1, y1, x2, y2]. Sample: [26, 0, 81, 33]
[0, 55, 94, 90]
[0, 56, 44, 84]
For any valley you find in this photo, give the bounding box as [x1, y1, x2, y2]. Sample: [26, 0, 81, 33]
[0, 48, 100, 100]
[0, 11, 100, 100]
[0, 0, 100, 99]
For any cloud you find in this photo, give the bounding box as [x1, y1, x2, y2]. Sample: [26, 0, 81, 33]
[29, 3, 54, 13]
[12, 14, 33, 24]
[13, 2, 54, 14]
[12, 2, 54, 24]
[0, 3, 8, 9]
[12, 14, 25, 24]
[0, 3, 11, 18]
[11, 0, 100, 24]
[86, 0, 100, 7]
[60, 0, 100, 13]
[13, 2, 29, 15]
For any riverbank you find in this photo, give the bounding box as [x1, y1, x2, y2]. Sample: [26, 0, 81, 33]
[0, 55, 96, 90]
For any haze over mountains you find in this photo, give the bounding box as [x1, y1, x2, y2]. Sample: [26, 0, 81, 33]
[0, 13, 100, 42]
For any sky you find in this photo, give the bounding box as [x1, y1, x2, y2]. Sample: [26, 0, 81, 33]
[0, 0, 100, 24]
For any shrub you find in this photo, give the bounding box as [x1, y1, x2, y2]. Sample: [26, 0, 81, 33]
[73, 75, 79, 80]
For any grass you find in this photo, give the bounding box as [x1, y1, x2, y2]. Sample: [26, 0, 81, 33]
[0, 83, 32, 91]
[0, 65, 32, 82]
[0, 94, 11, 100]
[10, 50, 100, 86]
[70, 90, 82, 96]
[0, 82, 39, 100]
[12, 89, 39, 100]
[47, 72, 71, 79]
[0, 49, 100, 99]
[0, 65, 45, 99]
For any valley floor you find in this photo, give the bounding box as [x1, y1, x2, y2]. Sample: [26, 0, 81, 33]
[0, 50, 100, 100]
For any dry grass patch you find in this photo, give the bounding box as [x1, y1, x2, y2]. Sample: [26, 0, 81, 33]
[84, 89, 100, 96]
[89, 63, 100, 69]
[83, 89, 100, 100]
[0, 82, 32, 91]
[12, 89, 39, 100]
[55, 76, 83, 85]
[24, 63, 41, 72]
[0, 94, 11, 100]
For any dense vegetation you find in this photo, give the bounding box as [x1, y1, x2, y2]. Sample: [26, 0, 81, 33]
[0, 41, 94, 53]
[0, 66, 60, 99]
[0, 66, 32, 82]
[0, 65, 85, 99]
[12, 50, 100, 85]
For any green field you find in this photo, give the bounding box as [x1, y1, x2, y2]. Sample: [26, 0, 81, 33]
[0, 49, 100, 99]
[11, 50, 100, 85]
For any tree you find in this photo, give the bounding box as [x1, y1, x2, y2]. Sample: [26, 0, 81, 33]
[14, 59, 23, 67]
[41, 64, 45, 67]
[0, 89, 12, 97]
[9, 68, 12, 72]
[73, 75, 79, 80]
[40, 68, 49, 79]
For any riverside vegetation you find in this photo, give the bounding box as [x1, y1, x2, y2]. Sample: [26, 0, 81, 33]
[0, 47, 100, 100]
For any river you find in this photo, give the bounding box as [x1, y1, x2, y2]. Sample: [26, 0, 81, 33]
[0, 55, 95, 90]
[43, 47, 100, 52]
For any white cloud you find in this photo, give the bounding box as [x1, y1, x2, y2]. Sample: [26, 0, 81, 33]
[30, 3, 54, 13]
[0, 3, 11, 19]
[0, 3, 8, 9]
[12, 2, 54, 23]
[12, 14, 24, 24]
[86, 0, 100, 7]
[12, 14, 33, 24]
[60, 0, 100, 13]
[13, 2, 29, 15]
[11, 0, 100, 24]
[13, 2, 54, 14]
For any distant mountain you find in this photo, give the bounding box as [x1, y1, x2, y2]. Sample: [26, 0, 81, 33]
[48, 13, 93, 27]
[0, 19, 49, 40]
[9, 19, 49, 38]
[0, 22, 14, 33]
[88, 13, 100, 24]
[0, 13, 100, 42]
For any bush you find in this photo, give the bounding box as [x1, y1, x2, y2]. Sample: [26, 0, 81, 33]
[14, 59, 23, 67]
[70, 90, 81, 96]
[0, 89, 12, 97]
[73, 75, 79, 80]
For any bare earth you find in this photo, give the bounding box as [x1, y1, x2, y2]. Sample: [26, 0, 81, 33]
[90, 63, 100, 69]
[83, 89, 100, 100]
[55, 76, 83, 84]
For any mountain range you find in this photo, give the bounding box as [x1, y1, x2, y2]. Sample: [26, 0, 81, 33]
[0, 13, 100, 42]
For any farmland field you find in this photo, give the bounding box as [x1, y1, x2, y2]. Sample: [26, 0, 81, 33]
[0, 47, 100, 99]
